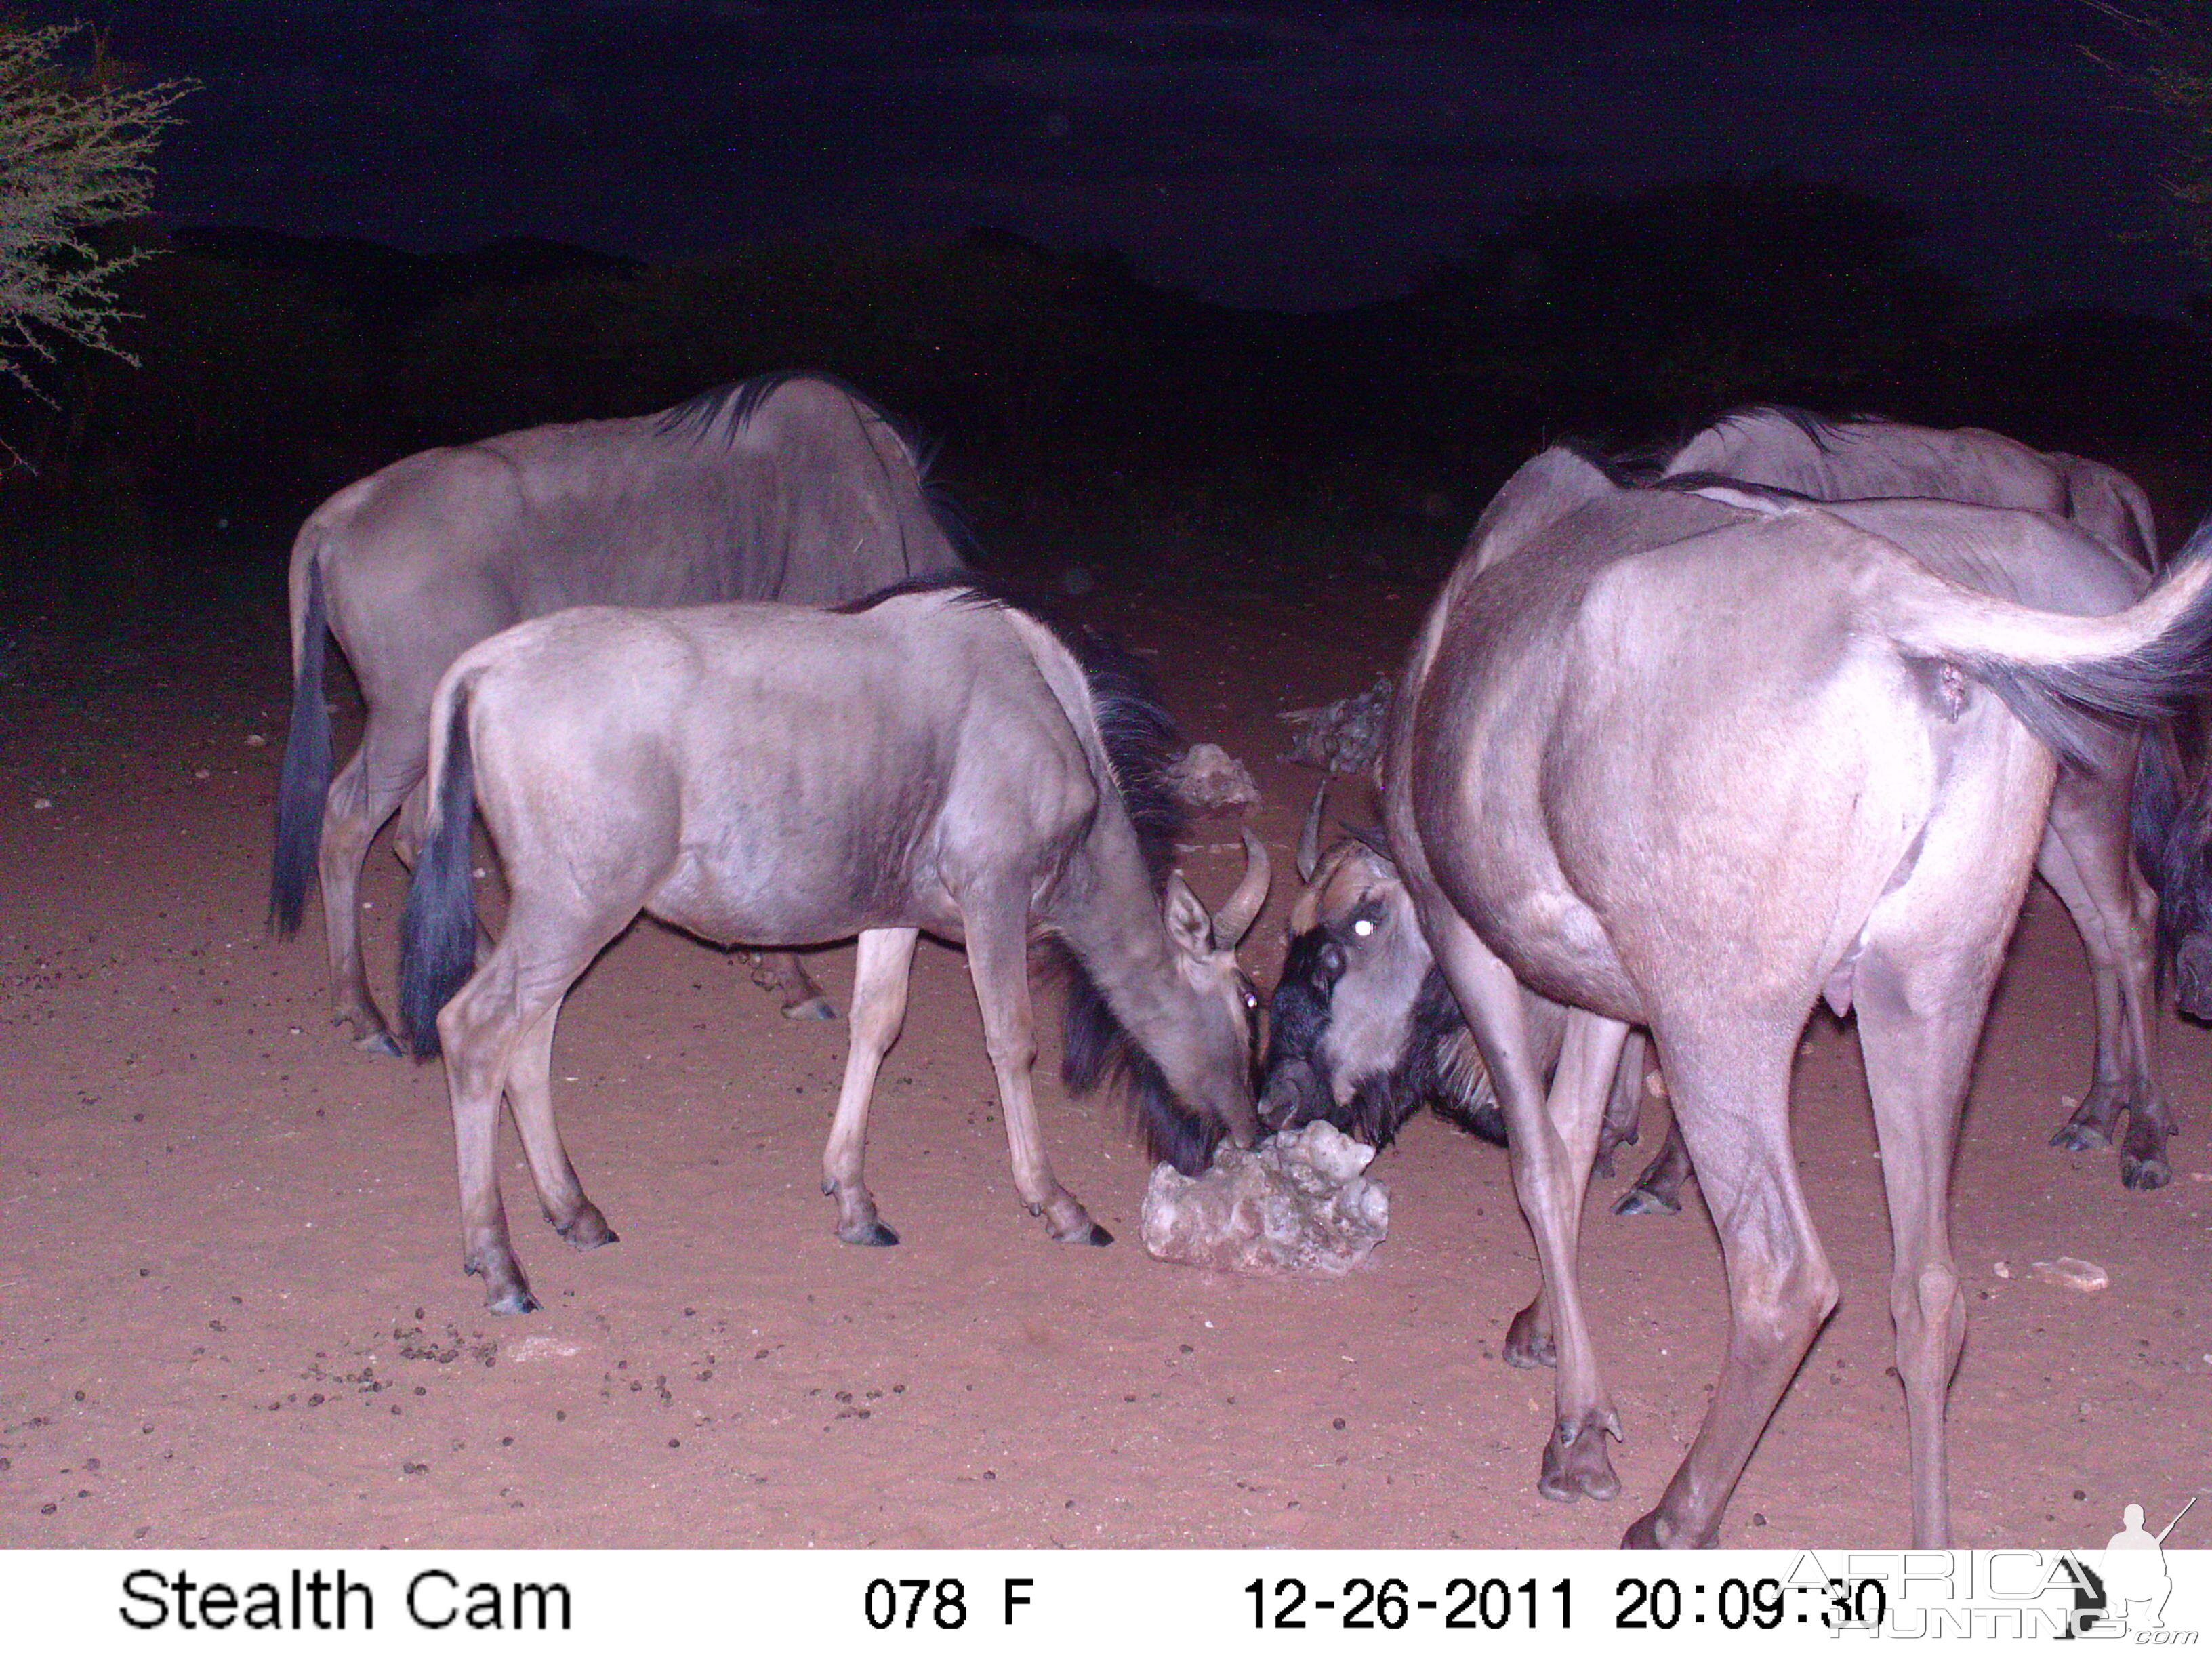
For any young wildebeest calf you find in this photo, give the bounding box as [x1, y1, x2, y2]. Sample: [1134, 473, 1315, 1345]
[398, 585, 1268, 1314]
[1320, 450, 2212, 1546]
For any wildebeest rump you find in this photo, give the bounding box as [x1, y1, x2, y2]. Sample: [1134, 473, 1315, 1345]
[1658, 411, 2173, 1186]
[396, 584, 1269, 1315]
[1267, 490, 2173, 1185]
[269, 373, 964, 1053]
[1377, 448, 2212, 1546]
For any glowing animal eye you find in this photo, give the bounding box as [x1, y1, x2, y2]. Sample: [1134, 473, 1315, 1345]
[1353, 918, 1375, 937]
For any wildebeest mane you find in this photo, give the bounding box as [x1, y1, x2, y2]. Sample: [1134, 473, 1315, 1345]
[655, 371, 977, 573]
[836, 575, 1184, 888]
[1631, 402, 1875, 475]
[653, 369, 916, 460]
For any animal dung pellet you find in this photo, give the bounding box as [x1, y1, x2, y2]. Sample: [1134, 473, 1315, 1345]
[1166, 742, 1261, 814]
[2031, 1257, 2110, 1292]
[1139, 1122, 1389, 1277]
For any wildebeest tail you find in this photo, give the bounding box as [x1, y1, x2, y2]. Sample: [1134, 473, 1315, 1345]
[1887, 515, 2212, 768]
[268, 548, 333, 935]
[397, 686, 478, 1059]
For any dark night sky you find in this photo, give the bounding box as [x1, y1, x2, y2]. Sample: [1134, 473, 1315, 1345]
[52, 1, 2200, 315]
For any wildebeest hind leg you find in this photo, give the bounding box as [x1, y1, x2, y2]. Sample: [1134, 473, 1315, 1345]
[963, 901, 1109, 1245]
[1851, 939, 1988, 1550]
[433, 951, 546, 1315]
[1624, 1023, 1837, 1548]
[821, 928, 919, 1245]
[318, 731, 419, 1057]
[2038, 771, 2172, 1189]
[504, 996, 617, 1249]
[1591, 1031, 1647, 1176]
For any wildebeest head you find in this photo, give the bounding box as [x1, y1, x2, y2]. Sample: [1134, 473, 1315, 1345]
[1062, 831, 1272, 1174]
[1257, 788, 1503, 1148]
[2135, 722, 2212, 1020]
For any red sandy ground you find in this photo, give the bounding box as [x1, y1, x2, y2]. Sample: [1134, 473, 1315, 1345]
[1, 572, 2205, 1552]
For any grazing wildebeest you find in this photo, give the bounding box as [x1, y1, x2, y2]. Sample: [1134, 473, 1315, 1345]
[1663, 406, 2160, 569]
[1269, 487, 2175, 1186]
[1333, 448, 2212, 1544]
[396, 582, 1270, 1315]
[269, 373, 964, 1053]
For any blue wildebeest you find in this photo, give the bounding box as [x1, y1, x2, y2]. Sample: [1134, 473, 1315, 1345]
[396, 583, 1270, 1314]
[1268, 485, 2174, 1185]
[269, 373, 964, 1053]
[1654, 411, 2173, 1187]
[1272, 447, 2212, 1545]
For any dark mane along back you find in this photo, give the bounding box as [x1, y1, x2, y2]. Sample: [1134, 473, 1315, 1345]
[652, 369, 924, 468]
[836, 577, 1185, 886]
[657, 372, 974, 567]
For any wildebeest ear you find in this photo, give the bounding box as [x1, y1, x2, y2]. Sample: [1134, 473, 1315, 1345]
[1164, 872, 1212, 956]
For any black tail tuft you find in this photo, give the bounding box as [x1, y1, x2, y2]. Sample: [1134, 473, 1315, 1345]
[268, 556, 333, 936]
[396, 693, 479, 1059]
[1962, 516, 2212, 771]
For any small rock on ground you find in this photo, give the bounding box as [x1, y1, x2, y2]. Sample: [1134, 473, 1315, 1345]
[2031, 1256, 2110, 1292]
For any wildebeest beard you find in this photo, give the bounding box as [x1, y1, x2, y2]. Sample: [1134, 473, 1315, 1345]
[1262, 930, 1506, 1149]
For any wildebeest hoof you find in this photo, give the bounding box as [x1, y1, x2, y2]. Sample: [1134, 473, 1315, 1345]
[1538, 1416, 1621, 1503]
[1077, 1222, 1113, 1246]
[2121, 1154, 2171, 1192]
[2049, 1121, 2110, 1152]
[1502, 1303, 1556, 1369]
[783, 995, 836, 1022]
[466, 1261, 539, 1316]
[838, 1218, 900, 1246]
[1612, 1185, 1680, 1218]
[1622, 1509, 1715, 1549]
[557, 1207, 619, 1249]
[351, 1027, 404, 1059]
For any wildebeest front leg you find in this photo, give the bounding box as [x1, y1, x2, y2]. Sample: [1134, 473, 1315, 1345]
[2038, 767, 2173, 1189]
[821, 928, 919, 1246]
[1429, 914, 1624, 1500]
[504, 998, 617, 1250]
[963, 903, 1109, 1246]
[317, 729, 420, 1056]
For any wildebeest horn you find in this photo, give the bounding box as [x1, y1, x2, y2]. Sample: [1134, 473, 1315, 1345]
[1212, 830, 1271, 949]
[1296, 779, 1329, 884]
